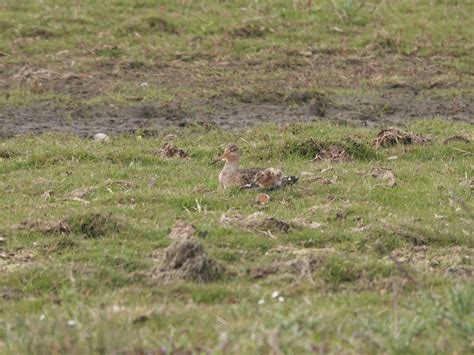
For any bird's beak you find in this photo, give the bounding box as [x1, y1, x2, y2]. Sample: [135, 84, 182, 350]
[210, 153, 227, 165]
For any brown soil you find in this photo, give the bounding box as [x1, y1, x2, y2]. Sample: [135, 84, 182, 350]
[1, 90, 472, 138]
[1, 53, 473, 138]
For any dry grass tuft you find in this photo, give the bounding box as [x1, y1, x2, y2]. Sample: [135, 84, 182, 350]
[159, 143, 190, 159]
[151, 239, 223, 282]
[313, 145, 352, 162]
[374, 127, 430, 148]
[371, 167, 397, 187]
[168, 221, 198, 241]
[220, 211, 290, 234]
[14, 219, 71, 234]
[443, 135, 470, 144]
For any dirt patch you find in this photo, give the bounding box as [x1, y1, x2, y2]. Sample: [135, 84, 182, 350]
[1, 89, 472, 138]
[151, 239, 224, 282]
[158, 143, 190, 159]
[374, 127, 431, 148]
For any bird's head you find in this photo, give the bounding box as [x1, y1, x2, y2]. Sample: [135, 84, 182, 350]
[211, 143, 240, 164]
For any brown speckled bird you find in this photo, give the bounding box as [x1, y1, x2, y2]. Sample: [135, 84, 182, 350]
[212, 144, 298, 190]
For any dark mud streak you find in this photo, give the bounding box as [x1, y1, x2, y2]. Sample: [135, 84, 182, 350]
[0, 91, 472, 138]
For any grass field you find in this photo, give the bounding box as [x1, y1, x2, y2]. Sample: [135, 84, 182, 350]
[1, 120, 473, 353]
[1, 0, 473, 354]
[0, 0, 473, 109]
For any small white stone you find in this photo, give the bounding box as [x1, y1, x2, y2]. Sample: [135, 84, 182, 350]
[93, 133, 110, 142]
[271, 291, 279, 299]
[278, 296, 284, 302]
[258, 299, 265, 305]
[67, 320, 76, 326]
[39, 314, 46, 321]
[140, 82, 148, 88]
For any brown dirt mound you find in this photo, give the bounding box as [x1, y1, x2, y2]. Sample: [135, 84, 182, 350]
[313, 145, 352, 162]
[158, 143, 190, 159]
[151, 239, 224, 282]
[374, 127, 430, 147]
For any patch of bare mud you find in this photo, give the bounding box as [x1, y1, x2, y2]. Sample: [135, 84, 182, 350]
[0, 89, 473, 138]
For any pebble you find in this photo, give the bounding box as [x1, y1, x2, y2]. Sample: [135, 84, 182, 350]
[93, 133, 110, 142]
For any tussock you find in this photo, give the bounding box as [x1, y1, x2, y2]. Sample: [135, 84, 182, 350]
[72, 213, 120, 238]
[151, 239, 223, 282]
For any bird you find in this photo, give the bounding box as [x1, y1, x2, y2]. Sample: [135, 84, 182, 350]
[212, 143, 298, 190]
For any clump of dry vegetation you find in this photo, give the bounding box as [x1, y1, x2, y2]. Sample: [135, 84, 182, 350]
[443, 135, 470, 144]
[220, 211, 290, 234]
[151, 224, 224, 282]
[371, 167, 397, 187]
[14, 219, 71, 234]
[313, 144, 352, 162]
[374, 127, 431, 148]
[159, 143, 190, 159]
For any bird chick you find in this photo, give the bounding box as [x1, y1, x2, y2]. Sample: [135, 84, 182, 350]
[254, 168, 283, 189]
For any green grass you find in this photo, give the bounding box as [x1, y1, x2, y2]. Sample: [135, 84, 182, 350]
[1, 119, 473, 353]
[0, 0, 473, 108]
